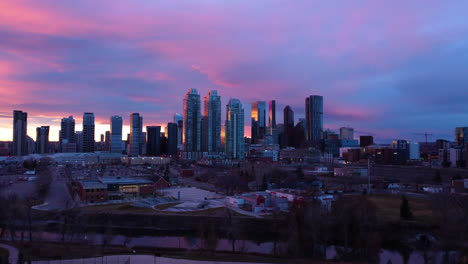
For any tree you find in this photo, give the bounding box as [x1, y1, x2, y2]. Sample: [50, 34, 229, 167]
[400, 196, 413, 220]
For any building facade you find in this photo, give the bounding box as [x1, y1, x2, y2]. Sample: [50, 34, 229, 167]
[226, 99, 245, 159]
[174, 114, 183, 150]
[146, 126, 161, 156]
[110, 115, 123, 154]
[59, 116, 76, 152]
[129, 113, 143, 156]
[183, 89, 202, 152]
[455, 127, 468, 147]
[283, 105, 294, 147]
[251, 101, 267, 144]
[166, 122, 178, 155]
[305, 95, 323, 143]
[202, 90, 221, 152]
[340, 127, 354, 140]
[82, 112, 95, 152]
[268, 100, 278, 144]
[13, 110, 28, 156]
[36, 126, 49, 154]
[360, 136, 374, 148]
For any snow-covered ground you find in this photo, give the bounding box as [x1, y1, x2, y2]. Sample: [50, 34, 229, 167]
[157, 186, 226, 212]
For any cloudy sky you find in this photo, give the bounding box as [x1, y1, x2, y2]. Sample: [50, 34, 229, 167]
[0, 1, 467, 142]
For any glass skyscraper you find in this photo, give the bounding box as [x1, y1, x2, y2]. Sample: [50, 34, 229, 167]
[226, 99, 245, 159]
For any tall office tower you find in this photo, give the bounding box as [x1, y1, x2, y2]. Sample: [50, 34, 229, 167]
[59, 116, 76, 147]
[251, 101, 266, 144]
[174, 114, 183, 150]
[202, 90, 222, 152]
[305, 95, 323, 143]
[13, 110, 28, 156]
[129, 113, 143, 156]
[110, 115, 123, 153]
[293, 118, 306, 148]
[75, 131, 83, 152]
[104, 131, 110, 151]
[455, 127, 468, 147]
[35, 126, 49, 154]
[166, 122, 178, 155]
[268, 100, 278, 144]
[146, 126, 161, 156]
[283, 105, 294, 147]
[225, 99, 245, 159]
[360, 136, 374, 147]
[183, 89, 202, 151]
[82, 112, 95, 152]
[340, 127, 354, 140]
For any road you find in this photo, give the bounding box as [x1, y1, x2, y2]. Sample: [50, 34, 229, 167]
[34, 166, 74, 211]
[0, 243, 18, 264]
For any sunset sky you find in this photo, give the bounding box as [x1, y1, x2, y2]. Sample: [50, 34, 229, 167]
[0, 1, 467, 142]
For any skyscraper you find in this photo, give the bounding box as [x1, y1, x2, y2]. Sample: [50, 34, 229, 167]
[284, 105, 294, 147]
[129, 113, 143, 156]
[166, 122, 178, 155]
[455, 127, 468, 147]
[82, 112, 95, 152]
[268, 100, 278, 144]
[202, 90, 221, 152]
[110, 115, 123, 153]
[226, 99, 245, 159]
[174, 113, 183, 150]
[36, 126, 49, 154]
[183, 89, 201, 152]
[59, 116, 76, 145]
[251, 101, 266, 144]
[13, 110, 28, 156]
[340, 127, 354, 140]
[146, 126, 161, 156]
[305, 95, 323, 143]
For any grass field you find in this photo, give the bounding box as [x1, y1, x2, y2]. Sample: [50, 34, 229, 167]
[368, 194, 433, 224]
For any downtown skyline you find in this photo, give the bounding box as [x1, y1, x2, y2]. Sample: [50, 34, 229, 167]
[1, 1, 468, 142]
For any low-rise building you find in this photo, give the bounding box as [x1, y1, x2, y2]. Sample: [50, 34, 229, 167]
[75, 180, 108, 203]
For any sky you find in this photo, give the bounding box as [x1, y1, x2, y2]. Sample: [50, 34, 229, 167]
[0, 0, 467, 142]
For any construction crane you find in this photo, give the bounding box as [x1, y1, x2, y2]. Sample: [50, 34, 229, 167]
[413, 132, 434, 145]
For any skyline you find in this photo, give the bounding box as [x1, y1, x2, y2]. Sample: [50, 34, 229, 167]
[1, 1, 468, 142]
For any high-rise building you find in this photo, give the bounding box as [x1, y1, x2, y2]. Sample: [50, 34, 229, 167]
[268, 100, 278, 144]
[283, 105, 294, 147]
[183, 89, 201, 152]
[166, 122, 178, 155]
[251, 101, 266, 144]
[35, 126, 49, 154]
[174, 114, 183, 150]
[292, 118, 306, 148]
[76, 131, 83, 152]
[225, 99, 245, 159]
[340, 127, 354, 140]
[202, 90, 222, 152]
[13, 110, 28, 156]
[59, 116, 76, 148]
[360, 136, 374, 147]
[305, 95, 323, 143]
[409, 142, 420, 160]
[455, 127, 468, 147]
[110, 116, 123, 154]
[129, 113, 143, 156]
[82, 112, 95, 152]
[146, 126, 161, 156]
